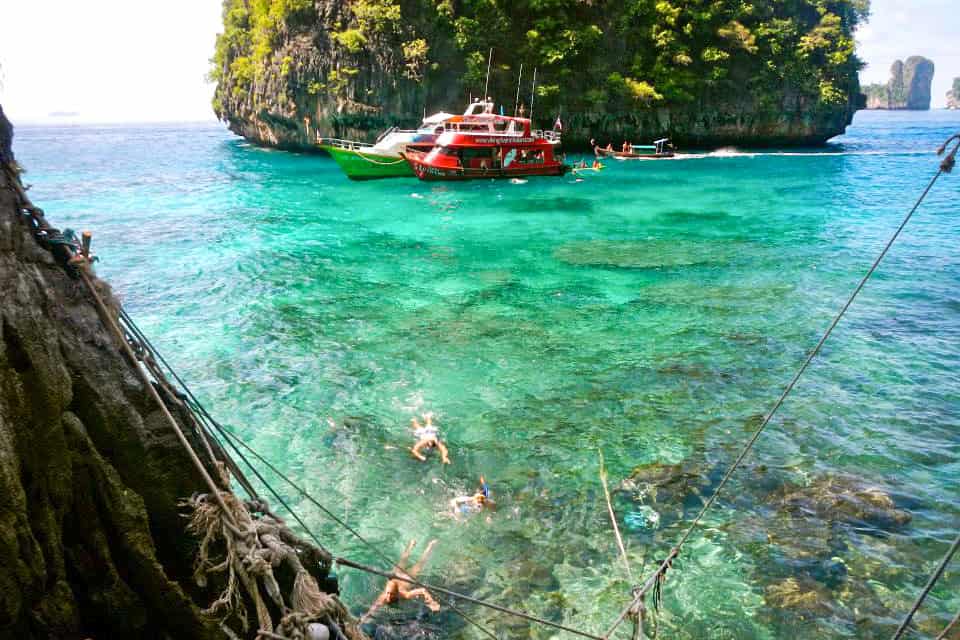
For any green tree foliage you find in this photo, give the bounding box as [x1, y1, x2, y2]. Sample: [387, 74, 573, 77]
[213, 0, 868, 117]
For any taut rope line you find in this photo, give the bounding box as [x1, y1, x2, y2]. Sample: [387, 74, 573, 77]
[605, 133, 960, 639]
[114, 310, 500, 640]
[79, 270, 239, 528]
[890, 530, 960, 640]
[334, 557, 606, 640]
[207, 407, 609, 639]
[109, 310, 502, 640]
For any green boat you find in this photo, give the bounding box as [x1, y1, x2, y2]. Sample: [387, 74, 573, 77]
[319, 141, 416, 179]
[318, 112, 454, 180]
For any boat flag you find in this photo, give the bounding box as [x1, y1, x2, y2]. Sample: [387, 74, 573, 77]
[500, 104, 505, 115]
[554, 114, 563, 131]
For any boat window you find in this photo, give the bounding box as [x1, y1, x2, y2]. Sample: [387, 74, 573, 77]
[494, 120, 509, 132]
[517, 149, 545, 164]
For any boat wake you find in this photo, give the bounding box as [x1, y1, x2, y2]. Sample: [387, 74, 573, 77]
[667, 148, 934, 160]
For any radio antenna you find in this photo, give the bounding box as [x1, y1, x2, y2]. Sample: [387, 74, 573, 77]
[529, 67, 538, 123]
[483, 48, 493, 104]
[514, 63, 523, 116]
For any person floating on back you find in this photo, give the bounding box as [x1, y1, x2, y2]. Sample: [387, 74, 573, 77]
[361, 539, 440, 622]
[410, 414, 450, 464]
[450, 476, 493, 516]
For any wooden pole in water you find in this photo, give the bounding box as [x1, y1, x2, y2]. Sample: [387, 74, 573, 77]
[81, 230, 92, 258]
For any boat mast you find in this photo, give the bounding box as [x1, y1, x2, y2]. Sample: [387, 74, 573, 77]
[483, 48, 493, 103]
[530, 67, 538, 124]
[514, 63, 523, 117]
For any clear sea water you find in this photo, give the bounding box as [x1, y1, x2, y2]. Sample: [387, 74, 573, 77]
[13, 110, 960, 639]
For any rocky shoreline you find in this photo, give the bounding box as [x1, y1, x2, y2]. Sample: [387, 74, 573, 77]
[0, 107, 360, 639]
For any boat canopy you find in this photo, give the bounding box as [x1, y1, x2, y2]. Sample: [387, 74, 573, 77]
[423, 111, 457, 125]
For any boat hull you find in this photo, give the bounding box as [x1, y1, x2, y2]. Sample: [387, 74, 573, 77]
[320, 145, 414, 180]
[595, 148, 674, 160]
[403, 153, 567, 181]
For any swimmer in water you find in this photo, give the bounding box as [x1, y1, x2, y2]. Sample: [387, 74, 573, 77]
[450, 476, 493, 516]
[361, 539, 440, 621]
[410, 414, 450, 464]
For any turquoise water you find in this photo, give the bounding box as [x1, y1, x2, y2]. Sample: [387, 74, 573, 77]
[14, 110, 960, 639]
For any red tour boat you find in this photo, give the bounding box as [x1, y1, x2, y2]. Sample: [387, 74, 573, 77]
[402, 103, 566, 181]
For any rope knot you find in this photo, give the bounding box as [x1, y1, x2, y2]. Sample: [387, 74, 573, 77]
[938, 133, 960, 173]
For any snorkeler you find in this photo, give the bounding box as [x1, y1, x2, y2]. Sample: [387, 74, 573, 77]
[361, 539, 441, 621]
[410, 414, 451, 464]
[450, 476, 493, 516]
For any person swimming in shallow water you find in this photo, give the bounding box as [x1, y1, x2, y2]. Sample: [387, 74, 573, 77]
[410, 414, 450, 464]
[450, 476, 493, 516]
[361, 539, 441, 621]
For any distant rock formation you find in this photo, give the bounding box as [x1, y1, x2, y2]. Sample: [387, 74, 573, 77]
[863, 57, 935, 110]
[948, 78, 960, 110]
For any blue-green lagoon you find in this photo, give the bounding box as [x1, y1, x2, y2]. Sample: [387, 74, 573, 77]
[14, 110, 960, 638]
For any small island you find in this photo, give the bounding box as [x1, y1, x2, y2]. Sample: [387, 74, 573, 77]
[863, 56, 935, 110]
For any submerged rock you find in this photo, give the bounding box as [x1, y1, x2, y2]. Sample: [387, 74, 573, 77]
[764, 576, 835, 615]
[771, 474, 912, 532]
[554, 239, 732, 270]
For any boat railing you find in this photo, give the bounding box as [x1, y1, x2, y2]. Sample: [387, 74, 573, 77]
[317, 137, 374, 151]
[375, 126, 397, 144]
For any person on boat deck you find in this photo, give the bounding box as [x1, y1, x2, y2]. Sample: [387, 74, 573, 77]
[606, 143, 614, 152]
[361, 539, 440, 621]
[450, 476, 493, 516]
[411, 414, 450, 464]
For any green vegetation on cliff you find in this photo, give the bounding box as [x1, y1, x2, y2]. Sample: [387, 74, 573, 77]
[212, 0, 869, 147]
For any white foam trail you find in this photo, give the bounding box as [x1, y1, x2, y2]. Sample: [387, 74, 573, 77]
[661, 149, 936, 160]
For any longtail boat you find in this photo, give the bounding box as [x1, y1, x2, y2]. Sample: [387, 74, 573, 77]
[593, 138, 675, 159]
[402, 107, 566, 181]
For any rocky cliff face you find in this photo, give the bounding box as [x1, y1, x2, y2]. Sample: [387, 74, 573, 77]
[0, 105, 13, 163]
[212, 0, 867, 149]
[863, 57, 935, 110]
[0, 155, 224, 638]
[948, 78, 960, 110]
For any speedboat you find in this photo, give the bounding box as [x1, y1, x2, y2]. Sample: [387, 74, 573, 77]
[402, 106, 566, 181]
[317, 111, 455, 180]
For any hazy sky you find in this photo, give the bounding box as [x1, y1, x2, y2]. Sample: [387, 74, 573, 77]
[0, 0, 956, 123]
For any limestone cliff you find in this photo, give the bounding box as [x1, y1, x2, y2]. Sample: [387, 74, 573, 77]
[1, 108, 355, 639]
[863, 57, 935, 110]
[212, 0, 868, 149]
[0, 177, 220, 638]
[948, 78, 960, 110]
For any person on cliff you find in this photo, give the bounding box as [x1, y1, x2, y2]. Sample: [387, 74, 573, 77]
[410, 414, 450, 464]
[361, 539, 441, 621]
